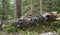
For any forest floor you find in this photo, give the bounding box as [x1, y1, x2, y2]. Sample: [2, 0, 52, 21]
[0, 26, 60, 35]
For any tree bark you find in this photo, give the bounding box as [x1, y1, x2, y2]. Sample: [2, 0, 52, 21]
[30, 0, 33, 14]
[31, 0, 33, 13]
[14, 0, 21, 22]
[1, 0, 5, 26]
[40, 0, 43, 14]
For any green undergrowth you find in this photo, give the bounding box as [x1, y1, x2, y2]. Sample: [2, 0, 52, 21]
[0, 21, 60, 35]
[2, 21, 59, 33]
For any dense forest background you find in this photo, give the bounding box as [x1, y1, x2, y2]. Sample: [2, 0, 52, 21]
[0, 0, 60, 20]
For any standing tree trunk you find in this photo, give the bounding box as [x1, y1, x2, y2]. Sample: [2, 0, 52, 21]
[30, 0, 33, 14]
[14, 0, 21, 22]
[0, 0, 5, 31]
[2, 0, 5, 24]
[40, 0, 43, 14]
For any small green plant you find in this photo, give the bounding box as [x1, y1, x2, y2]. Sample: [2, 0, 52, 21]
[3, 22, 21, 32]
